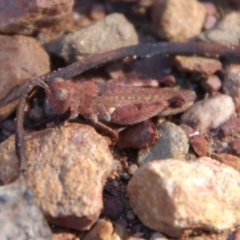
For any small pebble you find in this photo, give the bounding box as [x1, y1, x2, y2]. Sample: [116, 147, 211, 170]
[203, 15, 217, 30]
[112, 180, 120, 187]
[128, 164, 138, 175]
[0, 119, 15, 137]
[202, 2, 217, 16]
[221, 142, 229, 149]
[150, 232, 168, 240]
[138, 122, 189, 166]
[134, 232, 144, 238]
[126, 210, 135, 220]
[117, 120, 158, 150]
[217, 153, 240, 172]
[201, 75, 222, 93]
[231, 139, 240, 156]
[29, 105, 44, 121]
[190, 135, 208, 157]
[233, 227, 240, 240]
[173, 56, 222, 75]
[219, 118, 240, 137]
[89, 4, 106, 21]
[121, 172, 131, 180]
[83, 219, 113, 240]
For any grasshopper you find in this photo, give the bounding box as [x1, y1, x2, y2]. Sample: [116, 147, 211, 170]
[46, 77, 196, 142]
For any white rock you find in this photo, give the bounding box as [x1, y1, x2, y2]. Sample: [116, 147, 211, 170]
[181, 94, 235, 133]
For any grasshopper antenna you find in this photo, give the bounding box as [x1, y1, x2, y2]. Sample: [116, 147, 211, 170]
[22, 68, 50, 91]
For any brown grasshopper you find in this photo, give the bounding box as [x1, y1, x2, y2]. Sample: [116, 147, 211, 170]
[46, 77, 196, 142]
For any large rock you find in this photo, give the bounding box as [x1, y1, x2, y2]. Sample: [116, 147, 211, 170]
[151, 0, 205, 41]
[0, 0, 74, 35]
[46, 13, 139, 63]
[0, 123, 113, 231]
[127, 157, 240, 238]
[0, 176, 53, 240]
[0, 35, 50, 120]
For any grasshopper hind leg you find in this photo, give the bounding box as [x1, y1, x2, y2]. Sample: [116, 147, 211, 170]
[89, 115, 119, 144]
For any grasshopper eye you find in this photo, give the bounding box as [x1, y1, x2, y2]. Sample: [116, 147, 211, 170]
[54, 88, 69, 101]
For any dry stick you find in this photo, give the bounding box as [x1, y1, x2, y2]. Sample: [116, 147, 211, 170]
[2, 42, 240, 111]
[13, 41, 240, 163]
[15, 88, 33, 176]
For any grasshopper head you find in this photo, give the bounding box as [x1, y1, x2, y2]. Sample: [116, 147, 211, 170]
[46, 78, 72, 114]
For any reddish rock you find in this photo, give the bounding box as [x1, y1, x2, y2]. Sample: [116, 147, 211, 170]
[217, 154, 240, 172]
[219, 118, 240, 137]
[128, 164, 138, 175]
[151, 0, 205, 41]
[173, 55, 222, 75]
[0, 123, 113, 231]
[53, 232, 79, 240]
[202, 2, 217, 16]
[233, 227, 240, 240]
[0, 35, 50, 121]
[201, 75, 222, 93]
[0, 0, 74, 35]
[112, 223, 126, 240]
[231, 139, 240, 156]
[89, 4, 106, 21]
[190, 135, 208, 157]
[83, 219, 113, 240]
[203, 15, 217, 30]
[117, 120, 158, 150]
